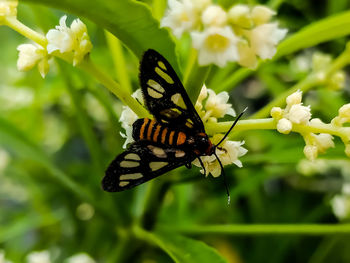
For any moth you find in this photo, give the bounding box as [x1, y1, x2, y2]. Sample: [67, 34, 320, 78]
[102, 49, 245, 194]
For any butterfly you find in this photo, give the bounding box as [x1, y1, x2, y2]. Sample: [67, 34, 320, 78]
[102, 49, 245, 194]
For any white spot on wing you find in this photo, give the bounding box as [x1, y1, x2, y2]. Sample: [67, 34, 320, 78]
[120, 161, 140, 168]
[125, 153, 141, 161]
[149, 162, 168, 171]
[155, 67, 174, 84]
[119, 181, 130, 187]
[175, 150, 185, 158]
[120, 173, 143, 180]
[147, 79, 165, 93]
[148, 87, 163, 98]
[147, 145, 167, 158]
[171, 93, 187, 109]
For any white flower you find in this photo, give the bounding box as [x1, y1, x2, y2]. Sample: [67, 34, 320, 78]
[286, 90, 302, 105]
[46, 15, 92, 66]
[205, 89, 236, 118]
[193, 135, 247, 177]
[191, 26, 239, 67]
[338, 103, 350, 123]
[331, 194, 350, 220]
[26, 251, 51, 263]
[119, 90, 143, 148]
[251, 5, 275, 25]
[314, 133, 334, 153]
[191, 0, 211, 12]
[17, 43, 49, 78]
[227, 4, 252, 28]
[161, 0, 198, 38]
[0, 0, 17, 23]
[276, 118, 292, 134]
[249, 23, 287, 60]
[65, 253, 95, 263]
[201, 5, 227, 27]
[287, 104, 311, 124]
[0, 250, 12, 263]
[236, 39, 258, 69]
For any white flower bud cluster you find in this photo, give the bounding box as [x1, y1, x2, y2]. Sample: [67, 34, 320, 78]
[195, 85, 236, 123]
[271, 90, 311, 134]
[271, 90, 336, 161]
[0, 0, 17, 24]
[161, 1, 287, 68]
[311, 52, 346, 90]
[16, 15, 92, 78]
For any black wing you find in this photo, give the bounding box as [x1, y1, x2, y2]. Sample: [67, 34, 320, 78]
[139, 49, 204, 133]
[102, 141, 196, 192]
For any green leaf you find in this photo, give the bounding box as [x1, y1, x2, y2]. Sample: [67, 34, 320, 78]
[276, 10, 350, 58]
[149, 231, 227, 263]
[21, 0, 180, 74]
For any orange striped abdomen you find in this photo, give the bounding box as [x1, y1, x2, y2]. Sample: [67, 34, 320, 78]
[132, 118, 187, 146]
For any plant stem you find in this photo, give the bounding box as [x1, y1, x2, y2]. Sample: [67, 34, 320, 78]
[79, 59, 150, 118]
[184, 49, 211, 103]
[4, 17, 47, 47]
[205, 118, 350, 141]
[158, 224, 350, 235]
[105, 31, 133, 94]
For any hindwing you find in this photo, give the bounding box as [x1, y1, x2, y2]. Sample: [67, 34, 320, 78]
[102, 141, 196, 192]
[140, 49, 204, 134]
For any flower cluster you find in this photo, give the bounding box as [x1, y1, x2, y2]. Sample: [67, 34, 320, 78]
[0, 0, 17, 24]
[119, 86, 247, 177]
[192, 86, 247, 177]
[46, 15, 92, 66]
[16, 15, 92, 77]
[270, 90, 350, 161]
[161, 0, 287, 68]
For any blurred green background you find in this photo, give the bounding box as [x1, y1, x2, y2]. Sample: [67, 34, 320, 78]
[1, 0, 350, 262]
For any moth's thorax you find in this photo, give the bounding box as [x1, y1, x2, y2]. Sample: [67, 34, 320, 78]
[188, 132, 214, 156]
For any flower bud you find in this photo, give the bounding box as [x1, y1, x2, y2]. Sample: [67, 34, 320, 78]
[328, 71, 345, 91]
[286, 90, 302, 106]
[228, 4, 252, 28]
[288, 104, 311, 124]
[315, 133, 334, 153]
[277, 118, 292, 134]
[270, 106, 283, 119]
[304, 145, 318, 161]
[338, 103, 350, 123]
[251, 5, 275, 25]
[202, 5, 227, 27]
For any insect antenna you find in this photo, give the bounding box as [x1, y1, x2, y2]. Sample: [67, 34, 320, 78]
[214, 107, 248, 149]
[213, 151, 230, 205]
[213, 107, 247, 205]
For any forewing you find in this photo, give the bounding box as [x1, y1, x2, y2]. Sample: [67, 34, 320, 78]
[139, 49, 204, 133]
[102, 141, 195, 192]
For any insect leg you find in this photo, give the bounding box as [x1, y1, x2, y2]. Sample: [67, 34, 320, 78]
[197, 156, 206, 176]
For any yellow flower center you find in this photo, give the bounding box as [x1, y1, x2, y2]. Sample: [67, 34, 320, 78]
[180, 11, 190, 22]
[205, 33, 230, 52]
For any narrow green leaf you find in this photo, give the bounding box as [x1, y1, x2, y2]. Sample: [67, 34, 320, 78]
[143, 230, 227, 263]
[276, 10, 350, 58]
[22, 0, 180, 74]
